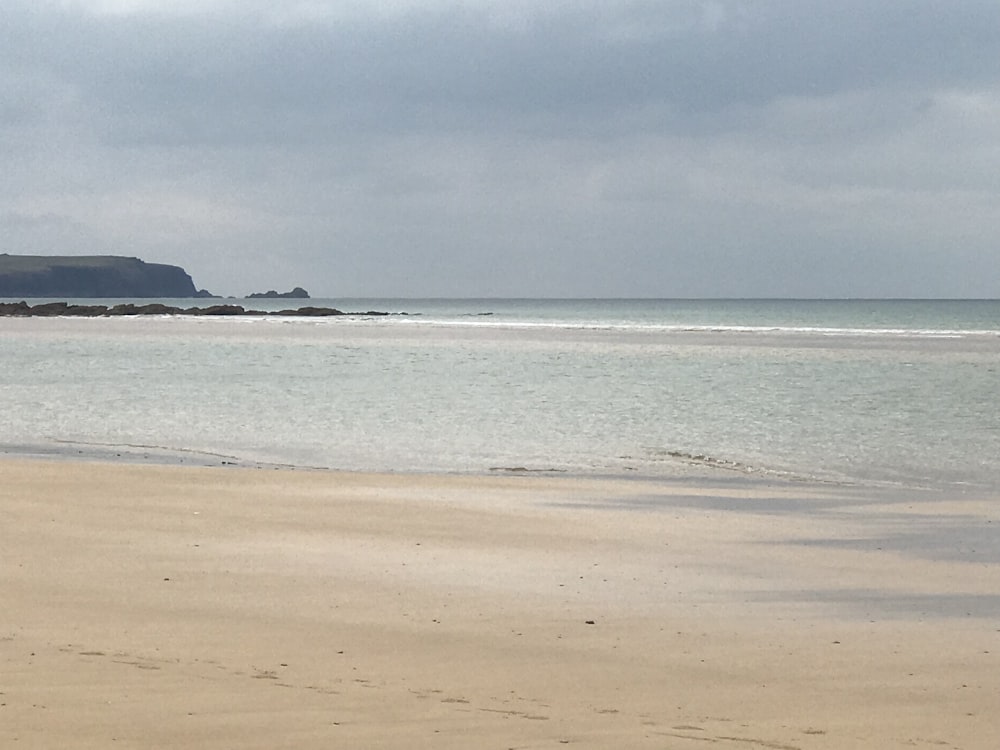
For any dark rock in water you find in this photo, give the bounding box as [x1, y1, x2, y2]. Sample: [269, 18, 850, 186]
[0, 254, 207, 298]
[24, 301, 70, 316]
[1, 300, 389, 318]
[0, 301, 31, 316]
[271, 306, 344, 316]
[195, 304, 247, 316]
[109, 303, 183, 316]
[64, 304, 110, 317]
[246, 287, 310, 299]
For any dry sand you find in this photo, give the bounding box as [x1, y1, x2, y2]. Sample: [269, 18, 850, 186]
[2, 459, 998, 748]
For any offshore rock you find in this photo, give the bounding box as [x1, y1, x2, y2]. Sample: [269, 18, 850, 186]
[271, 306, 344, 316]
[109, 303, 183, 315]
[192, 304, 247, 316]
[246, 287, 310, 299]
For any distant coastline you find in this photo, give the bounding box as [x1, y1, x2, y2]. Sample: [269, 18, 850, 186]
[0, 254, 331, 303]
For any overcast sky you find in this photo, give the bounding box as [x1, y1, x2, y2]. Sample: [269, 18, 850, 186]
[3, 0, 999, 297]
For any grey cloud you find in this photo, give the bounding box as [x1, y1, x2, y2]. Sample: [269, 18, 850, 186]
[9, 1, 1000, 145]
[2, 1, 999, 297]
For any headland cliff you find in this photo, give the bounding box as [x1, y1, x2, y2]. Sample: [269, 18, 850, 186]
[0, 254, 211, 298]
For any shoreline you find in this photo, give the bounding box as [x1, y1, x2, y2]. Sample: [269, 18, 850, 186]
[3, 436, 990, 499]
[0, 438, 908, 494]
[3, 457, 999, 748]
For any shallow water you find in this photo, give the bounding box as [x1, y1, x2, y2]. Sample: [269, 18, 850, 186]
[2, 299, 998, 491]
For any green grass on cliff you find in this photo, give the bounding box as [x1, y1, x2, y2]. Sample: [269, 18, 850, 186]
[0, 254, 145, 272]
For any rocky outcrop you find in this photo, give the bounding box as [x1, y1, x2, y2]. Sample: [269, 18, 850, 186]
[0, 301, 375, 317]
[246, 287, 310, 299]
[0, 301, 412, 318]
[0, 254, 208, 298]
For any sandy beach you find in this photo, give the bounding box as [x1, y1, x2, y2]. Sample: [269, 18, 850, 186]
[3, 459, 998, 748]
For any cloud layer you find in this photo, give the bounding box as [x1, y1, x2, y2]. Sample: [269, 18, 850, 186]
[3, 0, 999, 296]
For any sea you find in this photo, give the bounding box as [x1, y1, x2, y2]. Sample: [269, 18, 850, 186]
[1, 298, 998, 493]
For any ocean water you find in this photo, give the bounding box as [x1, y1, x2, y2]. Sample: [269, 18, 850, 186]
[1, 298, 998, 492]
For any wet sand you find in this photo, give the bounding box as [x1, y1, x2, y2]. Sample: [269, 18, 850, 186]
[3, 459, 998, 748]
